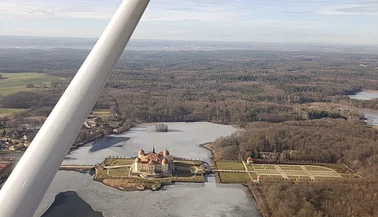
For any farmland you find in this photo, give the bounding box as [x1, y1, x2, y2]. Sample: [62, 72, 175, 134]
[0, 108, 26, 117]
[0, 72, 62, 96]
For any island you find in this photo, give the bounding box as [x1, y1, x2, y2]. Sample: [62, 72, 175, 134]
[94, 147, 205, 191]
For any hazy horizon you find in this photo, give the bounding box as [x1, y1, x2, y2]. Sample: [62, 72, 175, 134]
[1, 35, 378, 54]
[1, 0, 378, 45]
[2, 34, 378, 46]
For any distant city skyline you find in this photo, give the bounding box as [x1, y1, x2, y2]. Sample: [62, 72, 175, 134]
[1, 0, 378, 45]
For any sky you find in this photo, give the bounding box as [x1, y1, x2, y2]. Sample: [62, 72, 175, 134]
[1, 0, 378, 44]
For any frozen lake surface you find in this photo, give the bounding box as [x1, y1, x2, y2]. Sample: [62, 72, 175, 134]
[64, 122, 240, 165]
[35, 122, 261, 217]
[362, 110, 378, 126]
[347, 92, 378, 126]
[349, 91, 378, 100]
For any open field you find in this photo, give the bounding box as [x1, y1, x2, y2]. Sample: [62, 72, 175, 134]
[0, 108, 26, 117]
[91, 109, 113, 120]
[0, 72, 62, 96]
[215, 161, 245, 170]
[218, 172, 250, 183]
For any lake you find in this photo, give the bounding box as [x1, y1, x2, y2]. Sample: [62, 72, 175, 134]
[348, 91, 378, 126]
[34, 122, 261, 217]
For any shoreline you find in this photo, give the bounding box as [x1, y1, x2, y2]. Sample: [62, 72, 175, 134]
[199, 142, 264, 217]
[198, 143, 215, 160]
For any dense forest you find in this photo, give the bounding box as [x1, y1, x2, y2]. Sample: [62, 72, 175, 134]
[1, 49, 377, 125]
[261, 180, 378, 217]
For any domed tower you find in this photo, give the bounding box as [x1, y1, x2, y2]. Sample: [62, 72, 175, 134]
[163, 149, 174, 169]
[138, 149, 145, 159]
[147, 160, 155, 174]
[161, 158, 169, 174]
[134, 157, 142, 172]
[163, 149, 170, 157]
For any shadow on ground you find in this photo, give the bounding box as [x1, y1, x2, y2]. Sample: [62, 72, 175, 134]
[90, 136, 130, 152]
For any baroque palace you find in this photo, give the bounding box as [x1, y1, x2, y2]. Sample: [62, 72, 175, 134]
[132, 147, 174, 176]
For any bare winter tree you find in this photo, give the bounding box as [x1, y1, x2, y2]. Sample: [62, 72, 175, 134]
[155, 124, 168, 132]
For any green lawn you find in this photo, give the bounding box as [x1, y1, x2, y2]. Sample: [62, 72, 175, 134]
[172, 174, 204, 183]
[252, 164, 276, 170]
[218, 172, 251, 183]
[0, 72, 62, 96]
[174, 160, 202, 167]
[249, 172, 258, 179]
[279, 165, 304, 171]
[246, 165, 255, 171]
[109, 168, 129, 177]
[91, 109, 113, 119]
[95, 169, 108, 179]
[257, 175, 286, 181]
[108, 158, 135, 166]
[0, 108, 26, 117]
[305, 165, 333, 171]
[215, 161, 246, 170]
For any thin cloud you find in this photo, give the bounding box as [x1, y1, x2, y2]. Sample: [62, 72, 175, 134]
[0, 0, 246, 21]
[318, 1, 378, 15]
[0, 0, 117, 19]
